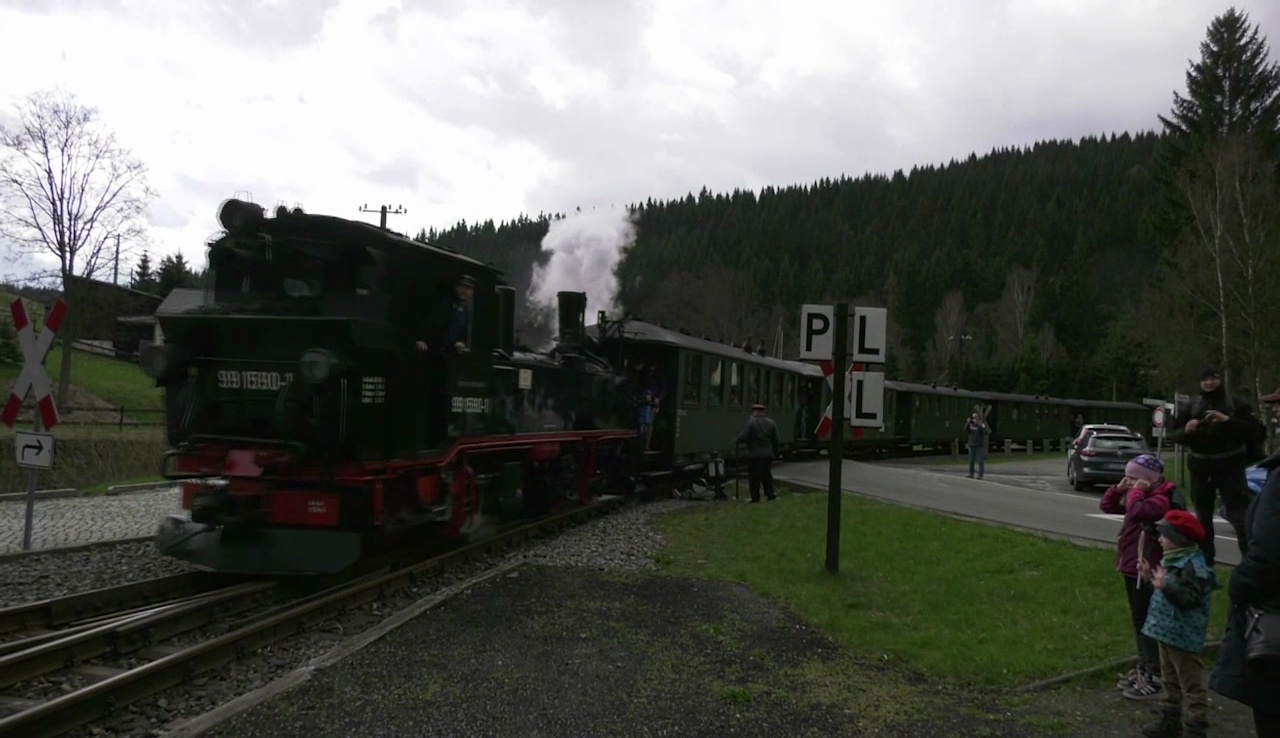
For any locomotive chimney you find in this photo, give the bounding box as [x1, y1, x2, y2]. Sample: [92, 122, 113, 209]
[556, 291, 587, 348]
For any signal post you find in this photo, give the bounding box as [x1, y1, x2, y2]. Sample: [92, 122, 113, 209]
[800, 304, 888, 574]
[3, 298, 68, 550]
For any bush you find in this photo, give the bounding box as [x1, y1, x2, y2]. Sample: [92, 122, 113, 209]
[0, 321, 21, 364]
[0, 431, 170, 494]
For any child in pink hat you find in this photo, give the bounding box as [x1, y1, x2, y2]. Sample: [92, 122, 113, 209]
[1099, 453, 1178, 699]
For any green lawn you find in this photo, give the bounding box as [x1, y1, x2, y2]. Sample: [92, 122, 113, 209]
[655, 488, 1232, 689]
[0, 345, 161, 412]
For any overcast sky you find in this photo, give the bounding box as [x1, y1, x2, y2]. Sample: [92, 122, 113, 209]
[2, 0, 1279, 283]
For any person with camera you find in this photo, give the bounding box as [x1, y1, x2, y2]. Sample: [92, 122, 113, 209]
[1164, 365, 1266, 566]
[1208, 447, 1280, 737]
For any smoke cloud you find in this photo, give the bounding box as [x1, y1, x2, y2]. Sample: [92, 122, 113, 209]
[527, 207, 637, 345]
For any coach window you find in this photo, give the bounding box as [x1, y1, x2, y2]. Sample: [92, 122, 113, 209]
[772, 372, 784, 409]
[729, 362, 742, 407]
[683, 353, 704, 406]
[747, 367, 760, 405]
[785, 375, 795, 408]
[709, 359, 724, 407]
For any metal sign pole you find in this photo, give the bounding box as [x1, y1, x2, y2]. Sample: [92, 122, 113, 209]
[825, 303, 848, 575]
[21, 413, 42, 551]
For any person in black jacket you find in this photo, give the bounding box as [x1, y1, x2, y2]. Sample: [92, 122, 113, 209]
[736, 403, 780, 503]
[1164, 365, 1266, 566]
[1208, 450, 1280, 737]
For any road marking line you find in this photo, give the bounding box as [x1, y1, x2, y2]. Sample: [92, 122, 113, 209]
[1083, 513, 1236, 542]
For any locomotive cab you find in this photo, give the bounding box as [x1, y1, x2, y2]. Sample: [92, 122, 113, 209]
[148, 198, 508, 574]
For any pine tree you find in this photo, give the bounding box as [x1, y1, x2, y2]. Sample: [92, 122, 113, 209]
[156, 252, 198, 296]
[1152, 6, 1280, 245]
[131, 250, 157, 294]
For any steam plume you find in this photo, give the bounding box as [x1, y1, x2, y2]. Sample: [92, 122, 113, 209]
[527, 207, 637, 346]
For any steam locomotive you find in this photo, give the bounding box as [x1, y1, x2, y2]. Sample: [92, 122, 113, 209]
[144, 197, 1153, 576]
[145, 198, 822, 576]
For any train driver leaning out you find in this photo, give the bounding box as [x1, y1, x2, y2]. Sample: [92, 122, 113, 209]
[417, 274, 475, 356]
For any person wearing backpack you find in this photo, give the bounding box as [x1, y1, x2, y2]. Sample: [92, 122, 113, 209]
[1100, 453, 1178, 700]
[1164, 366, 1266, 566]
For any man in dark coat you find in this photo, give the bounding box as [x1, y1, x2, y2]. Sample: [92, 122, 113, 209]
[1164, 365, 1266, 566]
[736, 403, 780, 503]
[417, 274, 475, 357]
[414, 275, 475, 449]
[1208, 450, 1280, 736]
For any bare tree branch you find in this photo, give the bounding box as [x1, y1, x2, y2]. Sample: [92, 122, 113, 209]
[0, 87, 156, 399]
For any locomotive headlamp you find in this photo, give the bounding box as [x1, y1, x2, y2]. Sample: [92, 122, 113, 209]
[299, 348, 340, 384]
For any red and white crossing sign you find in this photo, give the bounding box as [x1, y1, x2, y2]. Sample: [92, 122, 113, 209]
[2, 297, 68, 430]
[814, 359, 865, 440]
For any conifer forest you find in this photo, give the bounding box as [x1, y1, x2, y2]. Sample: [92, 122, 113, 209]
[418, 7, 1280, 407]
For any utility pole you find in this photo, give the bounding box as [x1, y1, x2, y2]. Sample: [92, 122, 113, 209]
[359, 203, 407, 230]
[113, 234, 121, 286]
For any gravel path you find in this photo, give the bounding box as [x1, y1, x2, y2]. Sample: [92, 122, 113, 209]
[0, 486, 182, 554]
[203, 564, 1016, 738]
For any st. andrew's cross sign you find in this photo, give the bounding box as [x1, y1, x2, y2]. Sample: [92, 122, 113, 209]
[2, 298, 67, 430]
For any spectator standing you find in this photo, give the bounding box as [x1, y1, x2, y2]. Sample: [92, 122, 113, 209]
[1163, 365, 1265, 566]
[736, 403, 780, 503]
[1099, 454, 1175, 700]
[1209, 450, 1280, 737]
[964, 412, 989, 479]
[1137, 510, 1218, 738]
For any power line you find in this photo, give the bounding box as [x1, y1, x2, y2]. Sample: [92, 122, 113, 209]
[359, 203, 407, 230]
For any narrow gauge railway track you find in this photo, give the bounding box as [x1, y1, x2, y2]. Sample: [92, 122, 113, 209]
[0, 494, 626, 738]
[0, 573, 247, 640]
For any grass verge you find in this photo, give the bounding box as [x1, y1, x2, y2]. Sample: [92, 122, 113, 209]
[1, 432, 169, 495]
[654, 486, 1233, 689]
[0, 345, 161, 413]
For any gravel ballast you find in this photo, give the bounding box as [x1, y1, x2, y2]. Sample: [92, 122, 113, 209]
[36, 499, 698, 738]
[0, 540, 200, 607]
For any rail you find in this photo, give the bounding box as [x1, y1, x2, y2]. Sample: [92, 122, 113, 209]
[0, 494, 626, 738]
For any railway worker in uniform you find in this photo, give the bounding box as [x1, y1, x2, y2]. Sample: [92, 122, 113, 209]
[1163, 365, 1266, 567]
[415, 275, 476, 448]
[736, 403, 780, 503]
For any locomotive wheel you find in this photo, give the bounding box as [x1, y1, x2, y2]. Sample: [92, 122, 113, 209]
[445, 465, 485, 537]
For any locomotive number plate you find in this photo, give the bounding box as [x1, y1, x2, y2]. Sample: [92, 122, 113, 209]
[217, 370, 293, 391]
[452, 396, 491, 414]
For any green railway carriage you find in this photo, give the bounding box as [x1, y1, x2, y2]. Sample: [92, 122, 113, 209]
[790, 376, 1153, 456]
[887, 382, 990, 450]
[588, 321, 820, 467]
[1070, 399, 1154, 441]
[978, 392, 1075, 446]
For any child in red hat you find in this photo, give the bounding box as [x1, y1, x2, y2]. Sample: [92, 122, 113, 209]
[1136, 509, 1220, 738]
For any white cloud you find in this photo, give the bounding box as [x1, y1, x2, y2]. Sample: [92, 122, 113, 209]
[0, 0, 1277, 283]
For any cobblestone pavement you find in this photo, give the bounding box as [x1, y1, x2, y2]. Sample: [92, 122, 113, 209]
[0, 487, 185, 554]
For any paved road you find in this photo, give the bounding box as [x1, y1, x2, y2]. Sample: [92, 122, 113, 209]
[0, 487, 184, 554]
[773, 456, 1243, 567]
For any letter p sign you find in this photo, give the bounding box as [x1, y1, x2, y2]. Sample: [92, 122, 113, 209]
[799, 304, 834, 360]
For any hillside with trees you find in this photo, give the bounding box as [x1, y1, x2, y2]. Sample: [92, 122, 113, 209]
[418, 7, 1280, 406]
[421, 132, 1163, 400]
